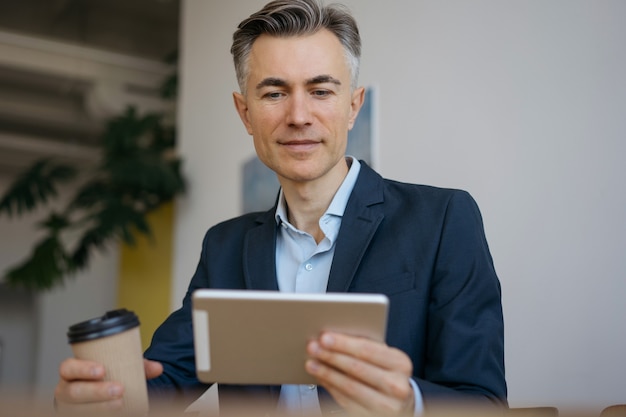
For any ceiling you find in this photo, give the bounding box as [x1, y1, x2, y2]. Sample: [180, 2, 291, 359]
[0, 0, 180, 60]
[0, 0, 180, 175]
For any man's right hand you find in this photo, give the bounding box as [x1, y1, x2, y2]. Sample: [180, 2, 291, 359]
[54, 358, 163, 413]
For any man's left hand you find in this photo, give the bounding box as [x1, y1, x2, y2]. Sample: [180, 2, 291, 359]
[305, 331, 415, 416]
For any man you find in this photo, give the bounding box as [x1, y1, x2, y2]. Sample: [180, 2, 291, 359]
[55, 0, 507, 415]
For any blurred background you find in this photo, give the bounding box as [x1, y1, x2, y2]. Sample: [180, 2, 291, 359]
[0, 0, 180, 404]
[1, 1, 625, 416]
[0, 0, 179, 173]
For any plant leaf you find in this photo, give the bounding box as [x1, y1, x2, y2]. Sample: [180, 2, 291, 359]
[4, 234, 70, 290]
[0, 159, 77, 217]
[38, 212, 70, 233]
[70, 200, 153, 271]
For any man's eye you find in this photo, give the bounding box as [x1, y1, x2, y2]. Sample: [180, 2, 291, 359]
[264, 92, 284, 99]
[312, 90, 331, 97]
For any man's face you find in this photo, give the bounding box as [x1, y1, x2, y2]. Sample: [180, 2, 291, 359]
[233, 29, 364, 186]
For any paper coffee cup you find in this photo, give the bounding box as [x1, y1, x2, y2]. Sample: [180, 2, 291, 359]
[67, 309, 149, 415]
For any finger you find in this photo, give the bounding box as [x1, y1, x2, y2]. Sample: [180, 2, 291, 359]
[308, 337, 412, 398]
[306, 346, 412, 403]
[306, 358, 412, 415]
[144, 359, 163, 380]
[58, 358, 106, 382]
[55, 379, 123, 404]
[317, 332, 412, 374]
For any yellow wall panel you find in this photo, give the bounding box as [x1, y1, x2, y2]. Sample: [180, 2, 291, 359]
[117, 202, 173, 350]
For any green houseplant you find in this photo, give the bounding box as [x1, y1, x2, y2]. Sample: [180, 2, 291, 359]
[0, 61, 184, 291]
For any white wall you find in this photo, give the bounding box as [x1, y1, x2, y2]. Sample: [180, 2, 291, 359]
[0, 285, 36, 390]
[175, 0, 626, 413]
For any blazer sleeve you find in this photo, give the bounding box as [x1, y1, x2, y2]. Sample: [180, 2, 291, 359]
[416, 190, 507, 408]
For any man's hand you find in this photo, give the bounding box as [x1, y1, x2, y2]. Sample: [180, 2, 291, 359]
[306, 332, 415, 416]
[54, 358, 163, 412]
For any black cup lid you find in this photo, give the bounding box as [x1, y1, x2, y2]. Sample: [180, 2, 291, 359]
[67, 309, 140, 344]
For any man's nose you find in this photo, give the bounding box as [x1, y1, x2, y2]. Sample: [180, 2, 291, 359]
[286, 91, 312, 127]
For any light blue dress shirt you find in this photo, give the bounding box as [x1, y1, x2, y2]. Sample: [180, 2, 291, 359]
[273, 157, 423, 415]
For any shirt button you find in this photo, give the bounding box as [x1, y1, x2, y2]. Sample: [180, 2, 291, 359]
[308, 384, 316, 390]
[305, 263, 313, 271]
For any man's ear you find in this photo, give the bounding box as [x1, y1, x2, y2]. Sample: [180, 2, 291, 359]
[233, 92, 253, 135]
[347, 86, 366, 130]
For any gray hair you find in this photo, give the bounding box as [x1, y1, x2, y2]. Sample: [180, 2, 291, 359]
[231, 0, 361, 95]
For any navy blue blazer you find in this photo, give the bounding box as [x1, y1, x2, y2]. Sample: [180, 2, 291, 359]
[145, 162, 507, 413]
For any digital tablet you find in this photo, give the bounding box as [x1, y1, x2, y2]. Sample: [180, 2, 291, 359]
[191, 289, 389, 385]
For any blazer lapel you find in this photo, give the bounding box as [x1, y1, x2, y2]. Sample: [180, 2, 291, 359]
[242, 210, 280, 291]
[241, 162, 385, 294]
[327, 162, 385, 293]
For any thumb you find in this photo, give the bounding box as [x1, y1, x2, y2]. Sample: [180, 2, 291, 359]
[144, 359, 163, 380]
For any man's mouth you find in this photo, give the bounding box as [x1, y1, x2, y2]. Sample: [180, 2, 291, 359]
[279, 139, 321, 151]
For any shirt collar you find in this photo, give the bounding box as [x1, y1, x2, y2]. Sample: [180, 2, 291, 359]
[275, 156, 361, 226]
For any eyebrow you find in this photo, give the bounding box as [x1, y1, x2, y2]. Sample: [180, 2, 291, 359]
[306, 75, 342, 86]
[255, 77, 288, 90]
[255, 74, 342, 90]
